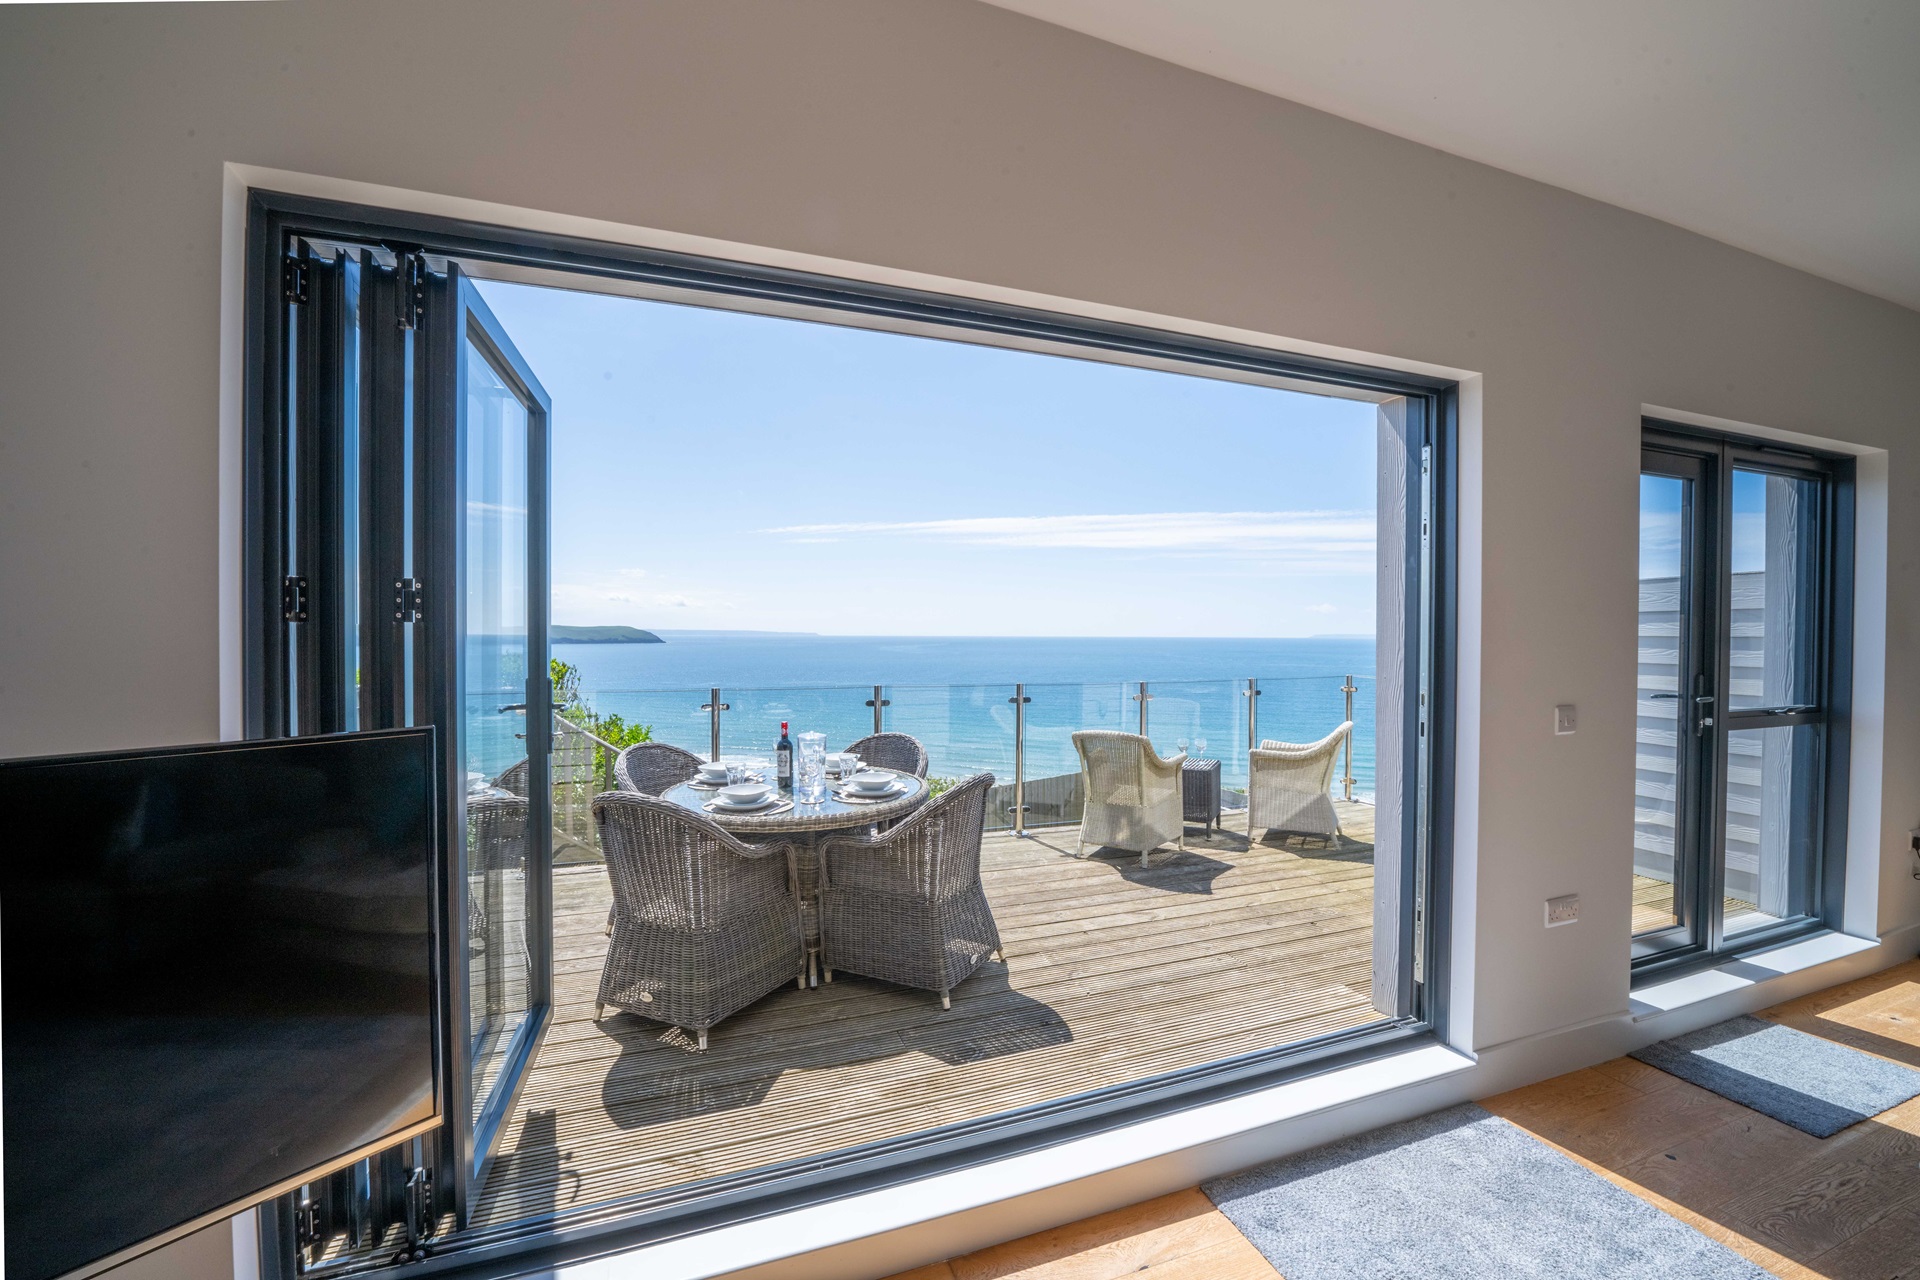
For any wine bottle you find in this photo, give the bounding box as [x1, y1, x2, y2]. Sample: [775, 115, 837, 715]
[775, 721, 793, 791]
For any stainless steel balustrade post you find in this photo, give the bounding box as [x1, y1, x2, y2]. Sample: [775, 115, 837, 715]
[1134, 680, 1152, 737]
[699, 687, 729, 762]
[1341, 674, 1358, 801]
[1007, 684, 1031, 836]
[1243, 678, 1261, 751]
[866, 684, 888, 735]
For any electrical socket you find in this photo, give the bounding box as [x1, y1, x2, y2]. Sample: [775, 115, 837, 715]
[1546, 893, 1580, 927]
[1554, 704, 1577, 735]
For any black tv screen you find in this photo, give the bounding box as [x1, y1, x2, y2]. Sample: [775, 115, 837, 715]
[0, 729, 440, 1280]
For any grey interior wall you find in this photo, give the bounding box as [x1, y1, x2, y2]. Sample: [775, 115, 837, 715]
[4, 0, 1920, 1243]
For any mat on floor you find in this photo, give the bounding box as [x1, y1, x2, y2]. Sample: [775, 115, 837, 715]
[1630, 1013, 1920, 1138]
[1203, 1103, 1768, 1280]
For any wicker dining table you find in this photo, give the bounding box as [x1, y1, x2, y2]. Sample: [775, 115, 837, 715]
[657, 769, 930, 983]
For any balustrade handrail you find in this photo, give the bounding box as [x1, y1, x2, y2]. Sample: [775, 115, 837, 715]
[552, 708, 623, 756]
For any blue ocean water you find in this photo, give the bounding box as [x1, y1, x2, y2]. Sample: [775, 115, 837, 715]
[484, 634, 1377, 799]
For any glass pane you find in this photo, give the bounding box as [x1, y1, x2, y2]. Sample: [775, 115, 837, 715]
[1018, 682, 1129, 828]
[888, 683, 1023, 828]
[463, 340, 532, 1131]
[1728, 469, 1820, 711]
[1634, 474, 1686, 934]
[1722, 724, 1820, 937]
[727, 684, 878, 767]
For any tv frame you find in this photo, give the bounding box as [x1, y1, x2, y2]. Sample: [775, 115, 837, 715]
[0, 727, 445, 1280]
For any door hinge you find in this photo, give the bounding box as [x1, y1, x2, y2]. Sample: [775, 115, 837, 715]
[292, 1189, 321, 1254]
[398, 251, 427, 330]
[281, 575, 309, 622]
[283, 257, 310, 305]
[396, 1164, 434, 1263]
[394, 577, 423, 622]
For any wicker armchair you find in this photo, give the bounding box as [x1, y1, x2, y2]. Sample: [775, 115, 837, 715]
[491, 758, 529, 797]
[614, 741, 705, 795]
[1072, 731, 1187, 866]
[1248, 722, 1351, 841]
[591, 792, 807, 1050]
[817, 773, 1000, 1009]
[843, 732, 929, 779]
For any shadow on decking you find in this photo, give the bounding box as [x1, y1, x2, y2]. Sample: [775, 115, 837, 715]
[592, 963, 1071, 1130]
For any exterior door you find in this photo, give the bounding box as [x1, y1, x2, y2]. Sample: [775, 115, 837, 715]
[1635, 425, 1847, 975]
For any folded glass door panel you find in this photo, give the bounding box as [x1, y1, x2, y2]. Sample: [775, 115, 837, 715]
[418, 265, 554, 1224]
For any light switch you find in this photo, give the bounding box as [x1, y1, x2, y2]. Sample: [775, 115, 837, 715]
[1554, 704, 1577, 735]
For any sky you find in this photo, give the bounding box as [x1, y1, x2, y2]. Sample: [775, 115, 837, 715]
[474, 279, 1381, 638]
[1639, 470, 1796, 580]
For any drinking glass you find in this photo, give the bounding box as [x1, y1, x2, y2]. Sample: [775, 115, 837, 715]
[796, 731, 827, 803]
[1193, 737, 1208, 758]
[725, 761, 747, 786]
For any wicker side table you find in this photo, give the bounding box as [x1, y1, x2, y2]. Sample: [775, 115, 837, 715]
[1181, 758, 1222, 835]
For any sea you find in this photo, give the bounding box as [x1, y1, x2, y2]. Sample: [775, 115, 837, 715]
[472, 633, 1377, 799]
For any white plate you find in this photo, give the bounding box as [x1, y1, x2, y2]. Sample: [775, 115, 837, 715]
[710, 794, 777, 811]
[836, 778, 906, 800]
[845, 771, 897, 793]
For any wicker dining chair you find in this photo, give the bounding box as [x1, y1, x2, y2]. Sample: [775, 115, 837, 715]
[491, 758, 529, 797]
[614, 741, 705, 795]
[465, 793, 529, 970]
[843, 732, 929, 779]
[591, 792, 807, 1051]
[817, 772, 1000, 1010]
[1248, 721, 1352, 841]
[1071, 730, 1187, 866]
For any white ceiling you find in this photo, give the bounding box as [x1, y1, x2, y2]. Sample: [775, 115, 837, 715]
[984, 0, 1920, 313]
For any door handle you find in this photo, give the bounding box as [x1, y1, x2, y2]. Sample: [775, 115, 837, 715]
[1694, 694, 1715, 735]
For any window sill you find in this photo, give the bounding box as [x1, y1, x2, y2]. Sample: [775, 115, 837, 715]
[554, 1040, 1473, 1279]
[1628, 929, 1877, 1022]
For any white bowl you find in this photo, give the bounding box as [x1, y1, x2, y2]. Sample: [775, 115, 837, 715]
[695, 764, 730, 782]
[846, 771, 894, 793]
[718, 782, 773, 806]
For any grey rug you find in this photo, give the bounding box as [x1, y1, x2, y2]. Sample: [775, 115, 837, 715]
[1630, 1013, 1920, 1137]
[1203, 1103, 1768, 1279]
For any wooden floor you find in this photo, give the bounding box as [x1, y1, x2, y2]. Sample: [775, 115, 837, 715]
[887, 958, 1920, 1280]
[467, 803, 1380, 1229]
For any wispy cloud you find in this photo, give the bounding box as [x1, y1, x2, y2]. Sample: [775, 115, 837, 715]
[764, 511, 1375, 569]
[1303, 602, 1338, 614]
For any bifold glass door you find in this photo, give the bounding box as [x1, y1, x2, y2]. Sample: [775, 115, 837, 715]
[1634, 426, 1849, 972]
[276, 244, 553, 1230]
[427, 267, 554, 1218]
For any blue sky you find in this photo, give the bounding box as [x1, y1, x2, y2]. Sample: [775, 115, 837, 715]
[1640, 471, 1787, 580]
[475, 280, 1380, 638]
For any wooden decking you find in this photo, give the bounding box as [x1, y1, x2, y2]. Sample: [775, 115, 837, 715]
[1632, 874, 1776, 936]
[466, 803, 1380, 1229]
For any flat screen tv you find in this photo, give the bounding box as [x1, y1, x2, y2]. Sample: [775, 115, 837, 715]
[0, 729, 441, 1280]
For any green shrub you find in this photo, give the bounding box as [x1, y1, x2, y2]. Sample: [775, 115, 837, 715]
[550, 658, 652, 771]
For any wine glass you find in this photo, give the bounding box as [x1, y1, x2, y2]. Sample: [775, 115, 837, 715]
[1193, 737, 1208, 759]
[1177, 737, 1190, 755]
